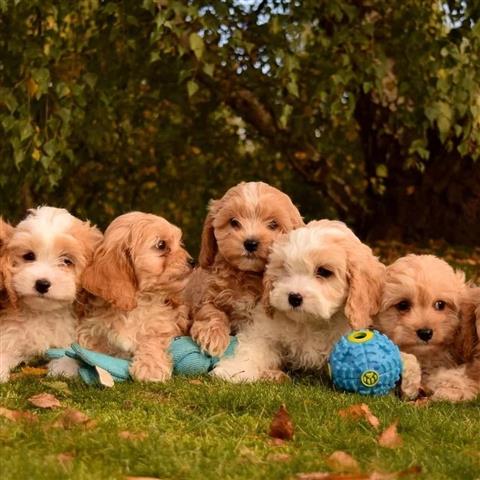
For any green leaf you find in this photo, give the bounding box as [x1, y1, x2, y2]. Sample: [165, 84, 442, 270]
[189, 33, 204, 60]
[19, 120, 33, 142]
[287, 80, 299, 98]
[203, 63, 215, 77]
[0, 88, 18, 113]
[31, 68, 50, 97]
[376, 164, 388, 178]
[187, 80, 199, 98]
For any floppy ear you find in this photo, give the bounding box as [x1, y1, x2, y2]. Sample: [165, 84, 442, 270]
[198, 199, 221, 268]
[1, 249, 18, 309]
[70, 220, 103, 266]
[285, 200, 304, 230]
[261, 272, 275, 318]
[345, 244, 385, 330]
[81, 239, 138, 311]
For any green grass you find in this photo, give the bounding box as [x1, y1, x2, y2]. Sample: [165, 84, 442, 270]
[1, 376, 479, 480]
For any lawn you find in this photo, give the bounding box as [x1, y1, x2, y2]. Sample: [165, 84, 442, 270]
[0, 243, 479, 480]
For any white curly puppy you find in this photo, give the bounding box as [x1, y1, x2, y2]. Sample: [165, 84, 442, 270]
[0, 207, 102, 382]
[212, 220, 385, 382]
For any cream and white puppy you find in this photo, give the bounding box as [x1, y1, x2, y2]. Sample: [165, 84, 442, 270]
[212, 220, 385, 382]
[0, 207, 102, 382]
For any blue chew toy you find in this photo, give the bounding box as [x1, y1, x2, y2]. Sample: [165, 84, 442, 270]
[46, 336, 238, 386]
[329, 329, 402, 396]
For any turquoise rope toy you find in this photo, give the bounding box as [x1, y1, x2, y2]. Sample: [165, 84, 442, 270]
[46, 336, 238, 386]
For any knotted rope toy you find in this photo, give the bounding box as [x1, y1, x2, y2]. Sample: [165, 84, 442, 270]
[46, 336, 238, 386]
[329, 329, 402, 395]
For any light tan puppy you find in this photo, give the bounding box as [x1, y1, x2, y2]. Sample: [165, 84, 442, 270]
[78, 212, 193, 382]
[375, 255, 478, 401]
[0, 207, 102, 382]
[212, 220, 385, 382]
[0, 218, 14, 295]
[187, 181, 303, 356]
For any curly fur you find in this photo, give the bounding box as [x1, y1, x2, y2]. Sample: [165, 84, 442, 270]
[187, 181, 303, 356]
[78, 212, 193, 382]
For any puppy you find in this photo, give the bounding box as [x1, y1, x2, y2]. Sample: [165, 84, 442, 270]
[0, 218, 14, 295]
[0, 207, 102, 382]
[187, 181, 303, 356]
[374, 255, 478, 401]
[212, 220, 385, 382]
[78, 212, 193, 382]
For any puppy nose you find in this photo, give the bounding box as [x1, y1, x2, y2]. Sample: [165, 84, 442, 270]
[35, 279, 51, 294]
[244, 239, 259, 252]
[288, 292, 303, 308]
[187, 257, 196, 268]
[416, 328, 433, 342]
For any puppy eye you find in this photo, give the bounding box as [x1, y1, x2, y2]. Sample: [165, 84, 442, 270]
[395, 300, 411, 312]
[316, 266, 333, 278]
[229, 218, 241, 229]
[62, 257, 74, 267]
[22, 251, 35, 262]
[434, 300, 446, 311]
[156, 240, 166, 250]
[267, 220, 279, 230]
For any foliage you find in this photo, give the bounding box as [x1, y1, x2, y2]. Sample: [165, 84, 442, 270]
[0, 1, 479, 249]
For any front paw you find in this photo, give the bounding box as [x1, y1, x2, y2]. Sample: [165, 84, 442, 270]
[261, 369, 291, 383]
[191, 322, 231, 357]
[48, 357, 79, 378]
[400, 352, 422, 400]
[431, 386, 476, 402]
[129, 359, 172, 383]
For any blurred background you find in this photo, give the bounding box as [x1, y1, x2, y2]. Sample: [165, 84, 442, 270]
[0, 0, 479, 256]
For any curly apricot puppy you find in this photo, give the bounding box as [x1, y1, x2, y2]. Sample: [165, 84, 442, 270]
[187, 181, 303, 356]
[78, 212, 193, 382]
[375, 255, 478, 401]
[0, 217, 14, 296]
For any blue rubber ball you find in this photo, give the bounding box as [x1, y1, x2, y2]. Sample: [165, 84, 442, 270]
[329, 330, 402, 396]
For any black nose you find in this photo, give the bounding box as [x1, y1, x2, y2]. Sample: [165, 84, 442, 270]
[187, 257, 195, 268]
[288, 292, 303, 308]
[35, 279, 51, 294]
[417, 328, 433, 342]
[244, 239, 259, 253]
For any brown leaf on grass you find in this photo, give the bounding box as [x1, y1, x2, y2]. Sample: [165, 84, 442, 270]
[118, 431, 148, 441]
[11, 366, 48, 379]
[56, 452, 75, 470]
[0, 407, 38, 422]
[338, 404, 380, 429]
[378, 421, 403, 449]
[297, 466, 421, 480]
[269, 404, 294, 440]
[188, 379, 203, 385]
[326, 451, 360, 473]
[53, 408, 97, 429]
[28, 393, 62, 409]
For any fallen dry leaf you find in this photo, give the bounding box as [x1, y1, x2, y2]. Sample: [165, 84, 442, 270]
[188, 379, 203, 385]
[378, 421, 403, 449]
[0, 407, 38, 422]
[326, 451, 360, 473]
[11, 366, 48, 379]
[118, 431, 148, 441]
[297, 466, 421, 480]
[269, 404, 294, 440]
[96, 366, 114, 388]
[53, 408, 97, 429]
[56, 452, 75, 470]
[338, 404, 380, 429]
[28, 393, 62, 409]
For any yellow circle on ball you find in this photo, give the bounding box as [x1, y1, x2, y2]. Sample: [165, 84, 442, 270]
[347, 330, 374, 344]
[361, 370, 379, 387]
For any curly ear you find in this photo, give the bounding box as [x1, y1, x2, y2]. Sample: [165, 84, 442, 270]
[345, 244, 385, 330]
[81, 240, 138, 311]
[198, 199, 221, 268]
[0, 218, 14, 292]
[69, 220, 103, 268]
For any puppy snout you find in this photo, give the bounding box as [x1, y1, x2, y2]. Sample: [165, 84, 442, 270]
[288, 292, 303, 308]
[187, 257, 196, 268]
[35, 279, 51, 294]
[416, 328, 433, 342]
[244, 238, 259, 253]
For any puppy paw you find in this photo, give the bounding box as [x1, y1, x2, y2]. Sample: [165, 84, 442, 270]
[211, 360, 260, 383]
[130, 359, 172, 383]
[400, 352, 422, 400]
[191, 321, 231, 357]
[431, 386, 477, 402]
[48, 357, 79, 378]
[428, 367, 478, 402]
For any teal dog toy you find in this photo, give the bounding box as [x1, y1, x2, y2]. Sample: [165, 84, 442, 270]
[46, 336, 238, 386]
[329, 330, 402, 396]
